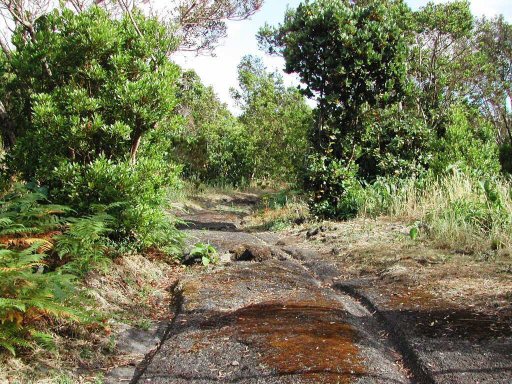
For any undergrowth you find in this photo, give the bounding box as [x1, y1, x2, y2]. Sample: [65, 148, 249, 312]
[358, 171, 512, 254]
[0, 185, 109, 356]
[248, 189, 309, 230]
[0, 243, 80, 356]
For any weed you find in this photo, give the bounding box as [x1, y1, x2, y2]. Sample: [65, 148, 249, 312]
[189, 243, 218, 266]
[136, 318, 153, 331]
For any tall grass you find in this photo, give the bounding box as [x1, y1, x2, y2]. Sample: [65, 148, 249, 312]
[359, 171, 512, 253]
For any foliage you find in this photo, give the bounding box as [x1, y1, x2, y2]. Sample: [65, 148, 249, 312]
[233, 55, 312, 182]
[260, 0, 412, 218]
[358, 103, 433, 181]
[175, 58, 312, 186]
[0, 184, 113, 356]
[475, 15, 512, 149]
[173, 70, 254, 186]
[189, 243, 218, 266]
[304, 156, 361, 219]
[0, 0, 263, 59]
[0, 243, 80, 356]
[0, 184, 69, 238]
[52, 155, 183, 254]
[430, 104, 501, 176]
[54, 213, 113, 275]
[409, 0, 476, 134]
[1, 7, 183, 250]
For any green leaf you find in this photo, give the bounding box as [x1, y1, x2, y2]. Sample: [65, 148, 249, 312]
[409, 226, 419, 240]
[201, 256, 210, 266]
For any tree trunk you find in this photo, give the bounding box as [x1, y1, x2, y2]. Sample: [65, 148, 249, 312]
[130, 132, 142, 165]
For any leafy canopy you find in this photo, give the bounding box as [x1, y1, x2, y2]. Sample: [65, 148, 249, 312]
[259, 0, 412, 217]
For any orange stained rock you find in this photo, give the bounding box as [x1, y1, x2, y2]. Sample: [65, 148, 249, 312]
[229, 301, 366, 383]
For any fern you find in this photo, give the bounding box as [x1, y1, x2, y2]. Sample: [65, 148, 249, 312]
[55, 213, 114, 275]
[0, 243, 79, 356]
[0, 184, 70, 238]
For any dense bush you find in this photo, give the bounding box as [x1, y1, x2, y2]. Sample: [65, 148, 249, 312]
[304, 156, 361, 219]
[233, 55, 312, 182]
[174, 60, 312, 187]
[173, 71, 254, 186]
[1, 7, 182, 248]
[358, 104, 433, 181]
[0, 185, 101, 355]
[430, 105, 501, 176]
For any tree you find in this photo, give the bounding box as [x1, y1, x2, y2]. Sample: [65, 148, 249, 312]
[0, 0, 263, 57]
[259, 0, 411, 217]
[409, 1, 477, 135]
[0, 0, 263, 152]
[175, 0, 263, 52]
[475, 16, 512, 150]
[172, 70, 253, 185]
[232, 55, 312, 182]
[1, 7, 183, 248]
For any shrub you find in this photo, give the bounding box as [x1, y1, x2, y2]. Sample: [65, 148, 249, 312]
[1, 7, 182, 251]
[358, 104, 434, 181]
[173, 70, 254, 186]
[305, 156, 361, 219]
[52, 155, 183, 253]
[430, 105, 501, 176]
[0, 184, 69, 233]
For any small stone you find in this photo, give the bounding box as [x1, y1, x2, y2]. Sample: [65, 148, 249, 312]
[219, 253, 232, 263]
[181, 252, 202, 266]
[231, 360, 240, 366]
[306, 227, 320, 238]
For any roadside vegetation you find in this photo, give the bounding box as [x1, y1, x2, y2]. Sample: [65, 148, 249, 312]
[257, 0, 512, 255]
[0, 0, 510, 382]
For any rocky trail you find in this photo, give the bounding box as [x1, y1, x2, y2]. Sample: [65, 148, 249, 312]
[110, 192, 511, 384]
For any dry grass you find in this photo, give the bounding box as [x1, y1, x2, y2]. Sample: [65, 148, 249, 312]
[244, 191, 310, 231]
[359, 172, 512, 255]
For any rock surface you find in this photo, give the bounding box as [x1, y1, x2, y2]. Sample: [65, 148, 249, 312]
[134, 258, 410, 383]
[127, 192, 512, 384]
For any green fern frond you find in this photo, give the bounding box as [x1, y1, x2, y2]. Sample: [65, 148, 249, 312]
[29, 330, 56, 351]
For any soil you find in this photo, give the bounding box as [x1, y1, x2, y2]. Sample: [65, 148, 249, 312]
[117, 190, 511, 384]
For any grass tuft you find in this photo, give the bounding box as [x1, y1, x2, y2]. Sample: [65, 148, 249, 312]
[358, 171, 512, 254]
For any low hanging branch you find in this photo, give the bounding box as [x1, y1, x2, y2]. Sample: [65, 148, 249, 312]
[175, 0, 263, 52]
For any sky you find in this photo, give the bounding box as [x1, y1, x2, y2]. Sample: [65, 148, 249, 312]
[172, 0, 512, 113]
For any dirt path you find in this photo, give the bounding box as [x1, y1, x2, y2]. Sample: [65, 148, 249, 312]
[126, 192, 510, 384]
